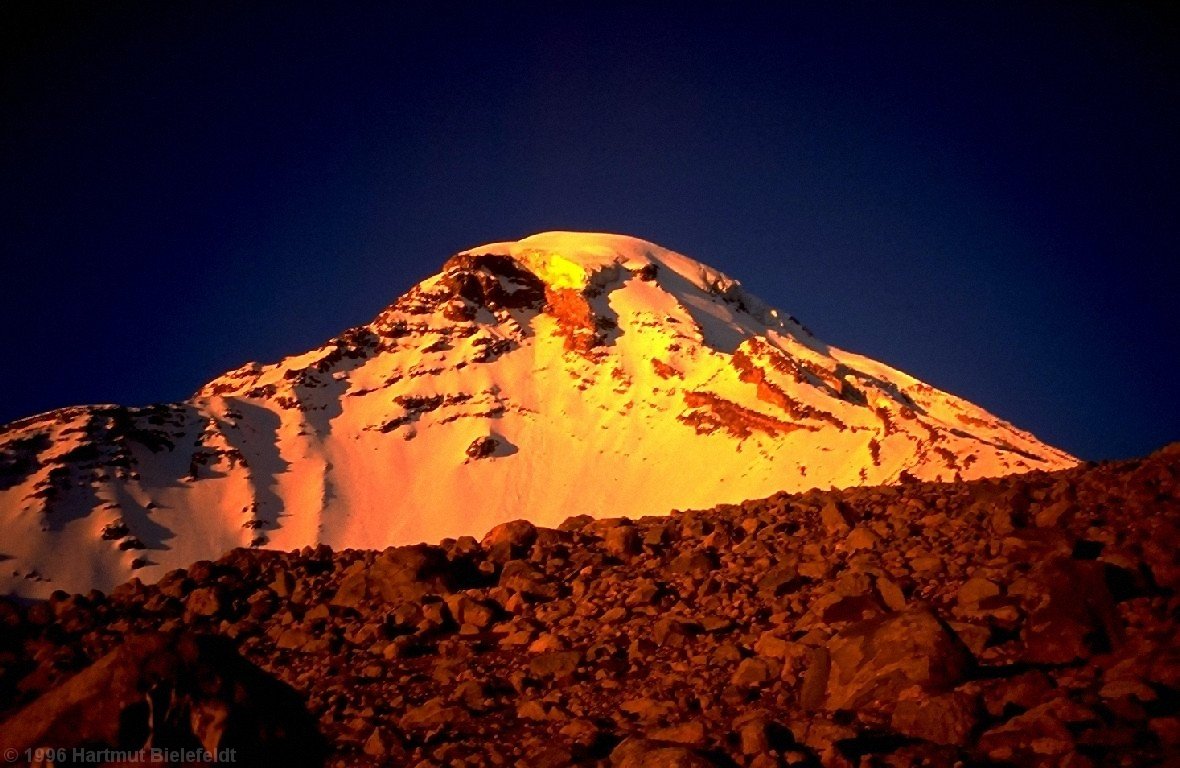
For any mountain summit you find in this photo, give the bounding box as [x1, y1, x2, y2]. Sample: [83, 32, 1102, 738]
[0, 232, 1075, 595]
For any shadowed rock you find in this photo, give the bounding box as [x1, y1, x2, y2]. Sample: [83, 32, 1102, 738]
[331, 544, 453, 609]
[609, 737, 719, 767]
[0, 633, 324, 767]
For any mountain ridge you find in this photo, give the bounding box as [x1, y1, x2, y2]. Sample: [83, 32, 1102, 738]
[0, 232, 1075, 596]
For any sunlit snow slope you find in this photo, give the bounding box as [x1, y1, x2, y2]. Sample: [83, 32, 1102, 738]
[0, 232, 1075, 596]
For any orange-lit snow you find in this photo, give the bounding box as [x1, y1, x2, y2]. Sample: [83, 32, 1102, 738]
[0, 232, 1075, 596]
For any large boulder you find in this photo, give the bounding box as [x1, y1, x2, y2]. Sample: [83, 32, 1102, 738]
[0, 633, 324, 767]
[481, 519, 538, 562]
[1019, 557, 1122, 664]
[811, 607, 973, 712]
[332, 544, 452, 609]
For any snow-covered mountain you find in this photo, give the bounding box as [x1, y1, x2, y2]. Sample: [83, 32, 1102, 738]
[0, 232, 1075, 596]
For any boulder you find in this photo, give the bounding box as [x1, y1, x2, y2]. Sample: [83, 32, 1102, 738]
[481, 519, 538, 562]
[610, 737, 719, 767]
[666, 550, 718, 575]
[331, 544, 451, 609]
[977, 700, 1076, 763]
[732, 657, 775, 688]
[820, 500, 853, 534]
[817, 608, 973, 712]
[890, 689, 979, 746]
[603, 524, 642, 559]
[529, 650, 582, 681]
[399, 696, 467, 730]
[956, 577, 1000, 608]
[1020, 557, 1122, 664]
[756, 563, 802, 597]
[500, 559, 558, 600]
[649, 721, 708, 747]
[183, 586, 222, 618]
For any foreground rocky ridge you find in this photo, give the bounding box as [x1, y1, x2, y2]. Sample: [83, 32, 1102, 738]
[1, 445, 1177, 767]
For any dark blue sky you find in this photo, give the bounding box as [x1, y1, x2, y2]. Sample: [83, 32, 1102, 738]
[2, 3, 1177, 460]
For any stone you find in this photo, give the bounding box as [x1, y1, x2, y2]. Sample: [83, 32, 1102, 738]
[465, 436, 499, 460]
[981, 671, 1055, 717]
[874, 576, 907, 611]
[732, 657, 774, 687]
[363, 726, 399, 757]
[649, 720, 708, 747]
[399, 697, 467, 730]
[331, 545, 452, 609]
[956, 577, 1000, 607]
[978, 700, 1075, 763]
[516, 700, 549, 721]
[1021, 558, 1122, 664]
[667, 550, 718, 574]
[275, 626, 313, 650]
[500, 559, 557, 599]
[528, 745, 575, 768]
[1149, 717, 1180, 749]
[948, 621, 990, 656]
[799, 647, 831, 711]
[481, 519, 538, 562]
[738, 719, 771, 755]
[845, 526, 880, 551]
[653, 618, 688, 647]
[529, 650, 582, 681]
[890, 689, 979, 746]
[560, 717, 603, 747]
[753, 631, 792, 660]
[183, 586, 222, 618]
[757, 563, 802, 596]
[620, 698, 675, 724]
[1034, 499, 1074, 528]
[609, 737, 719, 767]
[604, 524, 642, 559]
[820, 500, 853, 534]
[820, 608, 972, 712]
[444, 593, 498, 629]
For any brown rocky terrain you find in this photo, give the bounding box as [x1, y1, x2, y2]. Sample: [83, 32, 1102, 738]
[1, 445, 1178, 767]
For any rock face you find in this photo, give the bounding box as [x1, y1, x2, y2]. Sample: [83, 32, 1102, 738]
[0, 633, 324, 767]
[0, 445, 1176, 767]
[0, 231, 1075, 596]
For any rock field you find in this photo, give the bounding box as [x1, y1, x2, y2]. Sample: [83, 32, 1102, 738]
[1, 445, 1178, 767]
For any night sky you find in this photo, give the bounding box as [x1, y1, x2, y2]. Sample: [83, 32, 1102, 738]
[2, 3, 1177, 461]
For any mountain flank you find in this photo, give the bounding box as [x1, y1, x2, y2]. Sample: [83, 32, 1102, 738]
[0, 232, 1074, 597]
